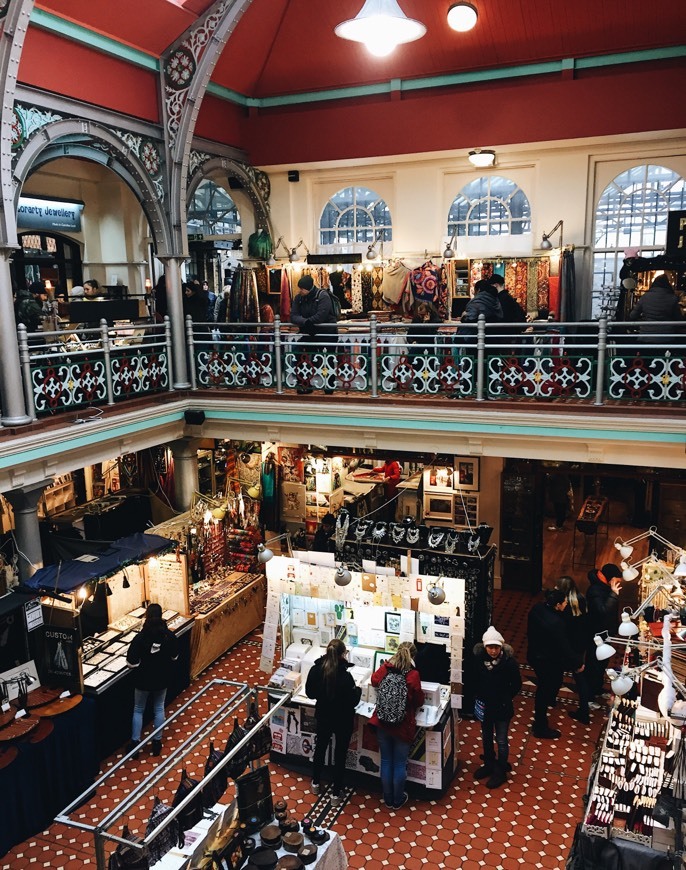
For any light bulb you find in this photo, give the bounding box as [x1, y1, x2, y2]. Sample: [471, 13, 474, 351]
[77, 586, 88, 601]
[148, 556, 159, 569]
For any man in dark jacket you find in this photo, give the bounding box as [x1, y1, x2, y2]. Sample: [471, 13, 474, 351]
[629, 275, 683, 344]
[527, 588, 583, 739]
[14, 285, 44, 332]
[585, 563, 622, 700]
[473, 626, 522, 789]
[291, 274, 338, 394]
[489, 274, 527, 324]
[458, 279, 503, 348]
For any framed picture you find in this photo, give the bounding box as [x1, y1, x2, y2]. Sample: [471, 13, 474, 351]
[384, 612, 401, 635]
[423, 492, 455, 521]
[374, 650, 393, 671]
[423, 466, 454, 494]
[454, 493, 479, 529]
[281, 482, 306, 519]
[454, 456, 480, 491]
[385, 634, 400, 653]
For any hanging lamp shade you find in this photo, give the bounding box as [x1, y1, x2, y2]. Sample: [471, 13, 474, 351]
[610, 671, 635, 697]
[617, 611, 639, 637]
[335, 0, 427, 58]
[593, 634, 615, 661]
[615, 540, 634, 560]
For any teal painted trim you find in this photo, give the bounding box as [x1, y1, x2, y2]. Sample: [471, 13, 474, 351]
[202, 409, 685, 443]
[30, 8, 159, 72]
[206, 82, 250, 107]
[0, 411, 185, 470]
[575, 45, 686, 69]
[399, 60, 562, 93]
[255, 81, 392, 108]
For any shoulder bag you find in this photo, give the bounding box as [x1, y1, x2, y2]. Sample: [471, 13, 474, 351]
[107, 825, 149, 870]
[224, 717, 249, 779]
[145, 796, 182, 862]
[245, 699, 272, 761]
[203, 739, 229, 808]
[172, 768, 204, 832]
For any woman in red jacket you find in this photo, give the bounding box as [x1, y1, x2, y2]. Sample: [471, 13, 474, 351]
[370, 641, 424, 809]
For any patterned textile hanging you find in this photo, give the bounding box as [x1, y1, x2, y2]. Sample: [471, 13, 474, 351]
[410, 261, 441, 305]
[536, 258, 550, 311]
[280, 268, 291, 322]
[255, 264, 269, 297]
[469, 260, 483, 294]
[381, 260, 412, 312]
[435, 264, 449, 320]
[371, 265, 384, 309]
[361, 270, 374, 312]
[351, 269, 363, 312]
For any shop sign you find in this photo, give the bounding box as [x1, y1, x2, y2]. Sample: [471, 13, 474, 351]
[666, 210, 686, 255]
[41, 626, 81, 691]
[17, 196, 83, 232]
[188, 233, 204, 241]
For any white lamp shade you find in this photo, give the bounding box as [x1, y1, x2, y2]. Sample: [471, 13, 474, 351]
[468, 149, 496, 168]
[622, 564, 639, 582]
[616, 542, 634, 560]
[335, 0, 427, 57]
[617, 612, 639, 637]
[257, 544, 274, 563]
[447, 2, 478, 32]
[674, 556, 686, 578]
[611, 673, 635, 696]
[594, 635, 615, 661]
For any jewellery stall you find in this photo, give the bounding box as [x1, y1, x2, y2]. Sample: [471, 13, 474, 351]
[259, 549, 487, 798]
[26, 533, 194, 758]
[145, 501, 266, 679]
[572, 536, 686, 869]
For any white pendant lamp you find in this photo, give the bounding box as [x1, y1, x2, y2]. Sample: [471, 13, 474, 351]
[617, 611, 639, 637]
[615, 540, 634, 560]
[335, 0, 427, 58]
[447, 2, 478, 33]
[621, 561, 639, 582]
[593, 634, 615, 661]
[610, 670, 635, 697]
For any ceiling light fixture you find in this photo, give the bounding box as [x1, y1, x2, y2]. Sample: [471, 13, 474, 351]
[335, 0, 427, 58]
[468, 149, 496, 168]
[447, 2, 478, 32]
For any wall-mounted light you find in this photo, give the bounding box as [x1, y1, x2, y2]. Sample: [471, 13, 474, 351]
[335, 565, 352, 586]
[335, 0, 427, 58]
[468, 149, 496, 168]
[443, 229, 458, 259]
[289, 239, 310, 263]
[257, 533, 293, 563]
[447, 2, 478, 32]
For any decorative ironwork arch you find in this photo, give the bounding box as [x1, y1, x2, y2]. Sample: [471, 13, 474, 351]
[187, 154, 272, 238]
[12, 118, 173, 255]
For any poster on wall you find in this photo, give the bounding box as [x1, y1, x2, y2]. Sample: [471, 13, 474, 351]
[40, 625, 81, 692]
[279, 447, 304, 483]
[281, 482, 306, 519]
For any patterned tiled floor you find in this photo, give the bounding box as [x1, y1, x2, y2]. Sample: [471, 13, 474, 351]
[1, 589, 601, 869]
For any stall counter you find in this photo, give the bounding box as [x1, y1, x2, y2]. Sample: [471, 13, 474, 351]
[190, 573, 266, 678]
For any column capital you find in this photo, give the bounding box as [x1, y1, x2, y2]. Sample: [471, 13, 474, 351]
[3, 480, 49, 512]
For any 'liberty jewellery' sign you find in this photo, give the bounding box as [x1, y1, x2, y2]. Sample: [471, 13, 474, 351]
[666, 210, 686, 255]
[17, 196, 83, 232]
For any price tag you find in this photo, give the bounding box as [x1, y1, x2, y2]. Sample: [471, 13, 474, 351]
[14, 709, 27, 719]
[1, 701, 9, 713]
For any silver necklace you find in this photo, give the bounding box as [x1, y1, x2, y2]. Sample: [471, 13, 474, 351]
[334, 513, 350, 549]
[445, 531, 459, 554]
[354, 520, 371, 541]
[406, 526, 420, 544]
[372, 522, 387, 541]
[428, 528, 445, 549]
[390, 524, 405, 544]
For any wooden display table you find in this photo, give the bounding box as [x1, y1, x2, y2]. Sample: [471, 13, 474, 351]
[190, 573, 266, 678]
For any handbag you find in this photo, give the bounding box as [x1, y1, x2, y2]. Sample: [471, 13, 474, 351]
[245, 699, 272, 761]
[172, 769, 204, 833]
[203, 739, 229, 808]
[473, 698, 486, 722]
[235, 765, 273, 832]
[107, 825, 149, 870]
[145, 796, 182, 862]
[224, 717, 249, 779]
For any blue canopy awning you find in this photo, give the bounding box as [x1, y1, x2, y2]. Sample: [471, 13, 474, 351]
[24, 532, 174, 593]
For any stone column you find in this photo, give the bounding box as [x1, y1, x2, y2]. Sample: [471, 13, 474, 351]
[0, 249, 32, 425]
[4, 482, 48, 583]
[159, 256, 191, 389]
[170, 438, 198, 511]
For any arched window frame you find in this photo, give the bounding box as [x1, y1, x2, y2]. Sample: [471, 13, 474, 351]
[186, 179, 242, 236]
[319, 186, 392, 252]
[591, 164, 686, 317]
[447, 176, 531, 238]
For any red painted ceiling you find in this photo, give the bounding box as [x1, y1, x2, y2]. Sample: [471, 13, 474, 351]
[36, 0, 686, 97]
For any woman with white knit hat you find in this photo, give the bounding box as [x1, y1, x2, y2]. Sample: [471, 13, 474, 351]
[472, 625, 522, 789]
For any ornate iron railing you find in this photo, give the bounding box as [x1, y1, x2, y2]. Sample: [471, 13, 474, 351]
[8, 315, 685, 422]
[16, 318, 173, 419]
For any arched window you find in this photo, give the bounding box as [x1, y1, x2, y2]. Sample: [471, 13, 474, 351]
[319, 186, 392, 248]
[187, 179, 241, 236]
[592, 164, 686, 315]
[447, 176, 531, 237]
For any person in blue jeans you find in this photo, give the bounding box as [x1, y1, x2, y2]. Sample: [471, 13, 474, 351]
[126, 603, 179, 757]
[370, 642, 424, 810]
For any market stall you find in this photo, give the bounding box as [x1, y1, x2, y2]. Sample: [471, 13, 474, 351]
[259, 552, 473, 797]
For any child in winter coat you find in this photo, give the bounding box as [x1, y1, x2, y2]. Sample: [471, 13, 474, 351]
[473, 626, 522, 789]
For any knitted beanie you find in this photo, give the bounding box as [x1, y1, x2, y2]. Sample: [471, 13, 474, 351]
[482, 625, 504, 646]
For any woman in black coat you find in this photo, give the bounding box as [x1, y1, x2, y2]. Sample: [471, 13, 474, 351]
[473, 626, 522, 789]
[556, 576, 592, 725]
[629, 275, 683, 344]
[305, 639, 361, 804]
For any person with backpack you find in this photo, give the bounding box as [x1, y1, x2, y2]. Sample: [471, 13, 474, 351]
[370, 641, 424, 810]
[290, 274, 339, 394]
[472, 626, 522, 789]
[305, 638, 362, 805]
[126, 603, 180, 757]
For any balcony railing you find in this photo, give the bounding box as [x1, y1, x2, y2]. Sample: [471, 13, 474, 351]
[3, 314, 684, 424]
